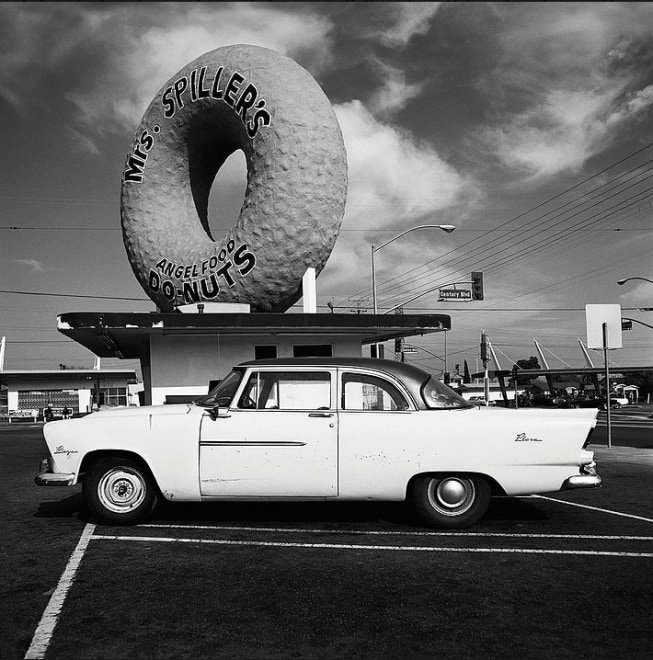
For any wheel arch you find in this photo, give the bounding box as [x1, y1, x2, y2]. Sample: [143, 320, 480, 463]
[79, 450, 160, 494]
[406, 470, 506, 498]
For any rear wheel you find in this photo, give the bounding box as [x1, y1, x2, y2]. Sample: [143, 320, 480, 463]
[411, 474, 491, 529]
[83, 456, 158, 525]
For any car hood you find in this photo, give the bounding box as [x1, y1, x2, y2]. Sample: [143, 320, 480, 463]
[43, 403, 200, 438]
[84, 403, 197, 419]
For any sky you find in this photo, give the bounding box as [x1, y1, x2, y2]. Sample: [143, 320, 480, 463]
[1, 1, 652, 379]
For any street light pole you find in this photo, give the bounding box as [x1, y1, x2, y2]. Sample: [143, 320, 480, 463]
[371, 224, 456, 315]
[370, 224, 455, 358]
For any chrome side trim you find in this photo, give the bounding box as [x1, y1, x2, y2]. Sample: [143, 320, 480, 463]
[200, 441, 306, 447]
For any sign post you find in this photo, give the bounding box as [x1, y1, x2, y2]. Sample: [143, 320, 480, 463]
[602, 322, 612, 449]
[586, 304, 622, 448]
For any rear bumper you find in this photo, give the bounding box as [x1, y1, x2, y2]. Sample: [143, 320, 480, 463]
[34, 458, 75, 486]
[562, 462, 602, 489]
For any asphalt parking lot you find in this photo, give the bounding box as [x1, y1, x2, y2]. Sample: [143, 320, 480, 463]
[2, 423, 652, 659]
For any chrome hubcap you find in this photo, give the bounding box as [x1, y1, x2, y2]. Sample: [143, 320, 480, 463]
[98, 468, 146, 514]
[428, 477, 475, 516]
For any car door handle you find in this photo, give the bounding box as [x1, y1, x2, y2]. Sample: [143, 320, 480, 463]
[308, 412, 334, 418]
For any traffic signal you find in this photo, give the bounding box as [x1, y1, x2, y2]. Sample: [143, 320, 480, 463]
[471, 271, 484, 300]
[480, 332, 488, 362]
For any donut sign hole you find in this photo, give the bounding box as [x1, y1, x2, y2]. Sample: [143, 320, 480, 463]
[206, 150, 247, 241]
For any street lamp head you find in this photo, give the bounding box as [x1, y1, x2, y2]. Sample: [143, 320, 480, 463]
[617, 276, 653, 286]
[439, 225, 456, 233]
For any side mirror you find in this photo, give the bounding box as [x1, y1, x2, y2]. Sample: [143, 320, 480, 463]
[209, 407, 231, 421]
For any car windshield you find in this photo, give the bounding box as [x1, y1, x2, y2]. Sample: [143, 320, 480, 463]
[421, 377, 473, 410]
[193, 369, 243, 408]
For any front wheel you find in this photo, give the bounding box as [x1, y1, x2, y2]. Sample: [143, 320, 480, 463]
[411, 474, 491, 529]
[83, 456, 159, 525]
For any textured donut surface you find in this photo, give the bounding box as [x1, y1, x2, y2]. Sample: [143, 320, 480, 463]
[120, 44, 347, 312]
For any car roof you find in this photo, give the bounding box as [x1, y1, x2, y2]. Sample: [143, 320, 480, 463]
[238, 357, 431, 389]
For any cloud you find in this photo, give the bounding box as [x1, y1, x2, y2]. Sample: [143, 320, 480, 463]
[471, 3, 653, 180]
[0, 3, 334, 138]
[319, 100, 469, 298]
[13, 258, 45, 274]
[366, 58, 424, 118]
[370, 3, 441, 48]
[336, 101, 467, 229]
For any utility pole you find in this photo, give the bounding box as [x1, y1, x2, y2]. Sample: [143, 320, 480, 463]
[481, 331, 489, 406]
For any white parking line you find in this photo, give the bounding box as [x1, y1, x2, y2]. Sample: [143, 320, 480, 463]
[141, 523, 653, 541]
[93, 534, 653, 558]
[24, 523, 96, 660]
[532, 495, 653, 524]
[24, 500, 653, 659]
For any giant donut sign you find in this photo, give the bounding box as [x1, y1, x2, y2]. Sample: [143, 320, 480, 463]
[120, 44, 347, 312]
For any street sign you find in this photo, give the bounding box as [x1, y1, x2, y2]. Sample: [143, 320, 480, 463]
[621, 319, 632, 331]
[402, 347, 418, 354]
[438, 289, 471, 301]
[586, 304, 622, 349]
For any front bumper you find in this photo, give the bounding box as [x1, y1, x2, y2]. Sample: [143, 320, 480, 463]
[34, 458, 75, 487]
[562, 461, 602, 489]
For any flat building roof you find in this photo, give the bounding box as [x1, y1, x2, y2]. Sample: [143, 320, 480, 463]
[56, 311, 451, 359]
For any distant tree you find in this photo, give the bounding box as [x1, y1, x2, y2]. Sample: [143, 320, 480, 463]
[512, 356, 541, 387]
[515, 356, 540, 370]
[625, 371, 653, 399]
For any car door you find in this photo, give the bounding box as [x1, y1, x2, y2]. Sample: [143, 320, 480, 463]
[199, 367, 338, 497]
[337, 368, 422, 499]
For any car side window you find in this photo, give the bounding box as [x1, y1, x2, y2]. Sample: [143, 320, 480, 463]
[237, 371, 331, 410]
[341, 373, 409, 411]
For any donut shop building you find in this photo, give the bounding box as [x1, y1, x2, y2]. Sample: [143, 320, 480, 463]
[57, 308, 451, 406]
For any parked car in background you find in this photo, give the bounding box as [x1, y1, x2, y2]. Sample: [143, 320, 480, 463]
[531, 395, 573, 408]
[575, 394, 629, 409]
[36, 358, 601, 530]
[575, 395, 605, 409]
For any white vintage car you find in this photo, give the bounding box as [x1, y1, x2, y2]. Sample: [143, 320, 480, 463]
[35, 357, 601, 529]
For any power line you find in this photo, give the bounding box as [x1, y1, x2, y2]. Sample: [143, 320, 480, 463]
[342, 142, 653, 309]
[375, 160, 653, 306]
[0, 289, 148, 301]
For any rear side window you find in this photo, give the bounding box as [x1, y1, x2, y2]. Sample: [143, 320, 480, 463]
[341, 373, 410, 411]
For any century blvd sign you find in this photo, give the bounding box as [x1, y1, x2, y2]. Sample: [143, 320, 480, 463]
[438, 289, 472, 301]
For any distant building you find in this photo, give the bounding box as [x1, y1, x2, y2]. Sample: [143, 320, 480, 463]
[0, 369, 138, 422]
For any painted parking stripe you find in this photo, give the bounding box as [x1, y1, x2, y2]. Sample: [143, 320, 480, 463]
[141, 523, 653, 541]
[532, 495, 653, 523]
[93, 534, 653, 558]
[24, 523, 96, 660]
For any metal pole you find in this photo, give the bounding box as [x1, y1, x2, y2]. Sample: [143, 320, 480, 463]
[482, 331, 490, 406]
[602, 322, 612, 449]
[371, 245, 379, 358]
[371, 245, 378, 315]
